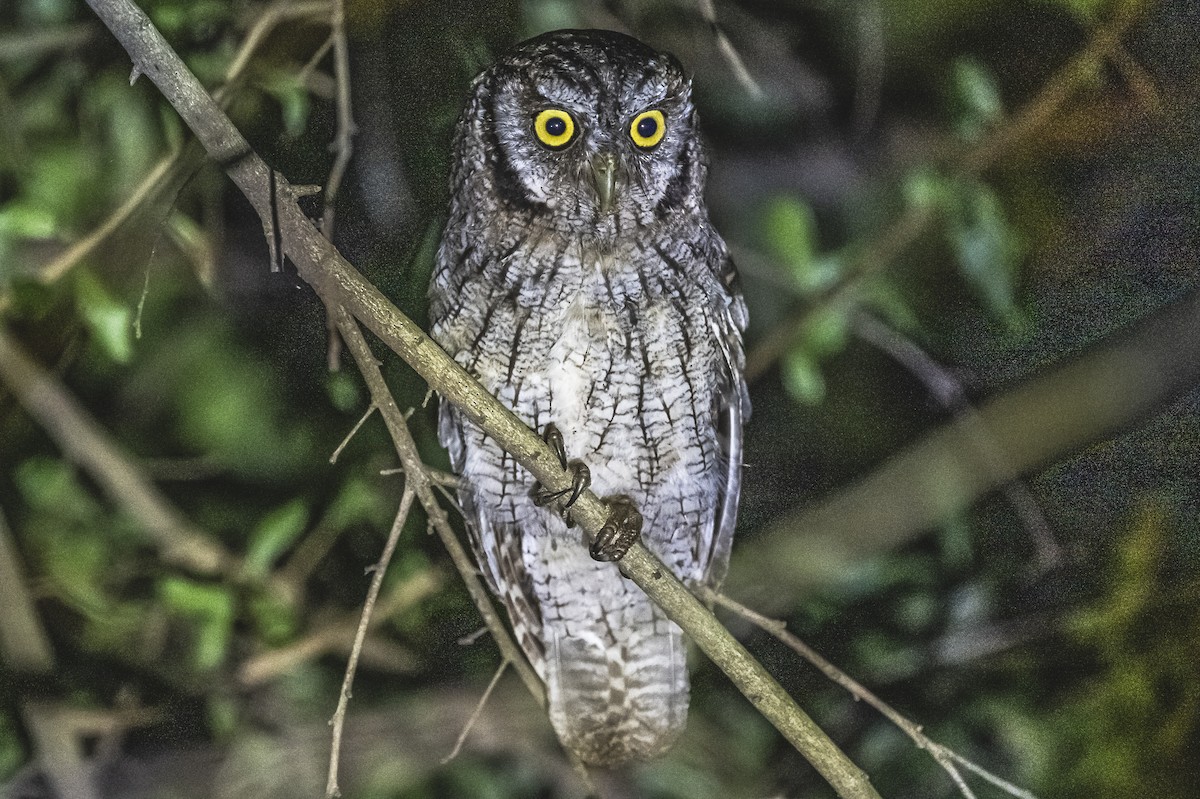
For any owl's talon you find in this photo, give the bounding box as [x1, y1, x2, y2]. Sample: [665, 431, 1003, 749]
[533, 460, 591, 514]
[542, 423, 568, 470]
[590, 497, 643, 562]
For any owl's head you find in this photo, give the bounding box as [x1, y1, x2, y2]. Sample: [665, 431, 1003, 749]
[453, 29, 705, 233]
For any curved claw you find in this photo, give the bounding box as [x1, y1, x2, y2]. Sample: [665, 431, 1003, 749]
[533, 462, 591, 508]
[542, 422, 568, 470]
[532, 423, 591, 522]
[590, 496, 643, 562]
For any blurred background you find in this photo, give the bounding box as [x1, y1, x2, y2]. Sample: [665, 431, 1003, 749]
[1, 0, 1197, 797]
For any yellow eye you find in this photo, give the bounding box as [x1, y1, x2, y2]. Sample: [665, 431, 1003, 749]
[629, 109, 666, 149]
[534, 108, 576, 149]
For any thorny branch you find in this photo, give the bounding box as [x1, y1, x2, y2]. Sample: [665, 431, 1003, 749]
[82, 1, 880, 796]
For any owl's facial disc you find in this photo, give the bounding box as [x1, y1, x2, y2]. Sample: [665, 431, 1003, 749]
[469, 30, 702, 230]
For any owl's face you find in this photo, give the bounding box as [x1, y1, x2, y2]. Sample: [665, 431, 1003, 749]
[457, 30, 705, 234]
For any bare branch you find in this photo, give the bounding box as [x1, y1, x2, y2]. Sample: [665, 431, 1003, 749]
[696, 0, 764, 99]
[0, 506, 55, 674]
[238, 567, 440, 687]
[329, 402, 376, 464]
[703, 589, 1040, 799]
[731, 287, 1200, 603]
[853, 313, 1060, 568]
[319, 0, 356, 238]
[35, 0, 330, 289]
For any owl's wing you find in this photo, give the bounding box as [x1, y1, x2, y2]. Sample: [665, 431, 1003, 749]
[438, 400, 547, 671]
[703, 256, 751, 589]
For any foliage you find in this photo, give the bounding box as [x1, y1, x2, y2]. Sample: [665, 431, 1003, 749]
[1, 0, 1196, 797]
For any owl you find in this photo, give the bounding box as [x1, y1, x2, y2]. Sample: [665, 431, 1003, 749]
[429, 29, 748, 766]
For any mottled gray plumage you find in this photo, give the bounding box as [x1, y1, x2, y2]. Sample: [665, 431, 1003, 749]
[429, 29, 748, 766]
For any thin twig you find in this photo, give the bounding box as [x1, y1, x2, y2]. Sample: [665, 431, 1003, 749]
[330, 402, 376, 464]
[326, 484, 415, 799]
[34, 0, 330, 288]
[222, 0, 330, 88]
[318, 0, 356, 370]
[331, 313, 597, 794]
[851, 0, 885, 146]
[442, 659, 509, 764]
[320, 0, 356, 238]
[38, 151, 183, 284]
[704, 588, 1040, 799]
[696, 0, 764, 98]
[332, 311, 546, 704]
[239, 567, 440, 686]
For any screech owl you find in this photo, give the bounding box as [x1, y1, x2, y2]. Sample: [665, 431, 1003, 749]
[429, 29, 748, 766]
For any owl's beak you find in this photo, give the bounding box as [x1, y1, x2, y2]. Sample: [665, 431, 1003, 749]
[590, 152, 618, 215]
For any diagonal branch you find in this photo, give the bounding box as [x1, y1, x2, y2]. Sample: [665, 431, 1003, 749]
[730, 285, 1200, 604]
[332, 308, 545, 707]
[703, 588, 1041, 799]
[81, 1, 880, 795]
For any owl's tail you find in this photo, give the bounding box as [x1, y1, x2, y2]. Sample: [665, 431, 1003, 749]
[536, 545, 689, 766]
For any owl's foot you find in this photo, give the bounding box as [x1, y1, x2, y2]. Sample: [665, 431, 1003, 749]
[532, 423, 590, 525]
[590, 497, 643, 562]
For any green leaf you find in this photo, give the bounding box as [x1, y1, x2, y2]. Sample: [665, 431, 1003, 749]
[14, 457, 102, 521]
[0, 203, 58, 239]
[243, 499, 310, 579]
[952, 57, 1004, 141]
[802, 306, 849, 357]
[74, 268, 133, 364]
[903, 167, 955, 212]
[325, 476, 392, 531]
[325, 370, 362, 413]
[0, 711, 26, 780]
[248, 591, 299, 645]
[781, 348, 826, 405]
[761, 195, 830, 292]
[946, 179, 1025, 329]
[158, 576, 235, 673]
[259, 72, 312, 138]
